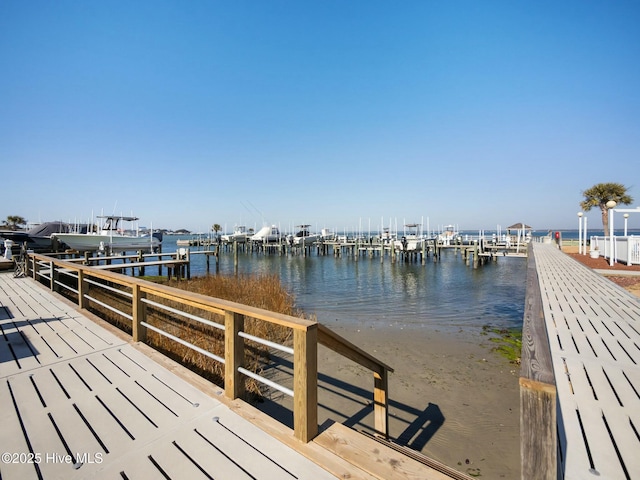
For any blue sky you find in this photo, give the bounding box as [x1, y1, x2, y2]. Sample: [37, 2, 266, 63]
[1, 1, 639, 233]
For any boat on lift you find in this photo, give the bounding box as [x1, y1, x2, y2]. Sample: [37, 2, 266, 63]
[221, 225, 249, 243]
[53, 215, 162, 253]
[393, 224, 425, 252]
[289, 225, 320, 246]
[250, 225, 282, 243]
[438, 224, 461, 246]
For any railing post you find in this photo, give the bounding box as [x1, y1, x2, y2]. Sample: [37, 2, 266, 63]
[225, 311, 245, 399]
[78, 269, 88, 309]
[31, 255, 38, 280]
[132, 284, 147, 343]
[373, 367, 390, 438]
[49, 260, 56, 291]
[293, 325, 318, 442]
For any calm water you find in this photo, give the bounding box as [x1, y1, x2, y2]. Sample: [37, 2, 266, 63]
[165, 235, 528, 334]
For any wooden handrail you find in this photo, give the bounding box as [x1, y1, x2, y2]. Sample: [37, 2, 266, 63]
[27, 252, 393, 443]
[519, 243, 556, 479]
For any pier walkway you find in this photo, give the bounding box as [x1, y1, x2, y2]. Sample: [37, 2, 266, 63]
[0, 272, 340, 480]
[529, 243, 640, 479]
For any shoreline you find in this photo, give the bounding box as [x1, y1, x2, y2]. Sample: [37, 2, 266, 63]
[322, 325, 521, 479]
[259, 324, 521, 479]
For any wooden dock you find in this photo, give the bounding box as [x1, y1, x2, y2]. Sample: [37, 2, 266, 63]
[521, 243, 640, 479]
[0, 272, 340, 479]
[0, 270, 466, 480]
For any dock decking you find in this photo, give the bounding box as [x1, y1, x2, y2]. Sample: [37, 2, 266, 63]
[532, 243, 640, 479]
[0, 272, 339, 480]
[0, 270, 466, 480]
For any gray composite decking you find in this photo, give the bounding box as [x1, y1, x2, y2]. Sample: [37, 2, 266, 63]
[0, 272, 337, 480]
[533, 243, 640, 479]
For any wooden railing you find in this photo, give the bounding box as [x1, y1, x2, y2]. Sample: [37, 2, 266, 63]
[26, 252, 393, 443]
[519, 243, 556, 479]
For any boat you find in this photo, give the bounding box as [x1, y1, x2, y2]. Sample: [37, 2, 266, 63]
[52, 215, 162, 253]
[250, 225, 282, 243]
[320, 228, 335, 241]
[289, 225, 320, 246]
[437, 224, 461, 246]
[393, 224, 425, 252]
[379, 227, 395, 244]
[221, 225, 249, 243]
[0, 221, 78, 252]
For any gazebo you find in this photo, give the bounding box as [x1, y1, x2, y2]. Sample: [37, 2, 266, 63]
[507, 223, 533, 235]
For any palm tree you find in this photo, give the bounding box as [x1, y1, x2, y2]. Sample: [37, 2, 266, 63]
[580, 182, 633, 232]
[211, 223, 222, 239]
[4, 215, 27, 230]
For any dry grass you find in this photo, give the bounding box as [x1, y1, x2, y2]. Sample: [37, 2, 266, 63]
[83, 274, 307, 402]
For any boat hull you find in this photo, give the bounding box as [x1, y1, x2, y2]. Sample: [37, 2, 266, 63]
[394, 237, 424, 252]
[53, 233, 160, 252]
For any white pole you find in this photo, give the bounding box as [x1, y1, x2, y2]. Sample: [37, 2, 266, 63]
[578, 213, 583, 255]
[607, 202, 616, 266]
[583, 217, 587, 255]
[624, 214, 629, 236]
[610, 212, 614, 266]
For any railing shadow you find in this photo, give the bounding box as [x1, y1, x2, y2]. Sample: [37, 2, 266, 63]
[0, 327, 42, 364]
[256, 353, 444, 450]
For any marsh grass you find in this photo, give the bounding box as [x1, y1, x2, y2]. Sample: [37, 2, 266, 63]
[86, 274, 305, 401]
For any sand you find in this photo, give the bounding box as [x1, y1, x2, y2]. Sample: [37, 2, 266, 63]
[259, 325, 521, 479]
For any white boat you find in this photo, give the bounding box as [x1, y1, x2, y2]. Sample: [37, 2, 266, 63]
[438, 225, 461, 246]
[53, 215, 162, 253]
[393, 224, 425, 252]
[320, 228, 335, 241]
[289, 225, 320, 246]
[221, 225, 249, 243]
[250, 225, 282, 243]
[379, 227, 395, 244]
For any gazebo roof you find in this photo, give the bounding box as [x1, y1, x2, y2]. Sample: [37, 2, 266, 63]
[507, 223, 532, 231]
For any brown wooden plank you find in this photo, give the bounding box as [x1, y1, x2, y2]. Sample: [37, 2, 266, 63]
[315, 422, 454, 480]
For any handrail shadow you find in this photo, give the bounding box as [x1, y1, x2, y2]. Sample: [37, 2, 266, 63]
[257, 353, 444, 451]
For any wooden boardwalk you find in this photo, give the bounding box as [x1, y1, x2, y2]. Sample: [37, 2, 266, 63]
[0, 270, 465, 480]
[533, 243, 640, 479]
[0, 272, 338, 480]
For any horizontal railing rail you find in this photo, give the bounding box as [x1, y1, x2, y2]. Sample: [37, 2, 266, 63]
[26, 252, 393, 442]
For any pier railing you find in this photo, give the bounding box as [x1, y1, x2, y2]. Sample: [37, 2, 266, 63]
[519, 243, 556, 479]
[25, 252, 393, 443]
[590, 235, 640, 265]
